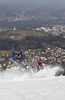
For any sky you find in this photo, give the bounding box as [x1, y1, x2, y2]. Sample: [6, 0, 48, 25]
[0, 66, 65, 100]
[0, 0, 65, 8]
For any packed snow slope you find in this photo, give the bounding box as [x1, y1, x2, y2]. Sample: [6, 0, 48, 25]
[0, 66, 65, 100]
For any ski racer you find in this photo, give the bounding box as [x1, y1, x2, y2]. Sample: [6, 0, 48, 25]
[37, 60, 43, 71]
[37, 60, 48, 72]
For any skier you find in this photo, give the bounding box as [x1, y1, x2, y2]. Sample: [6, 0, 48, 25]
[37, 60, 43, 71]
[37, 59, 48, 71]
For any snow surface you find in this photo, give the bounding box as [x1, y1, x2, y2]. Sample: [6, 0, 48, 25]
[0, 66, 65, 100]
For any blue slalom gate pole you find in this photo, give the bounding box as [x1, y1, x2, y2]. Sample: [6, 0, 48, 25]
[12, 46, 14, 67]
[21, 46, 25, 68]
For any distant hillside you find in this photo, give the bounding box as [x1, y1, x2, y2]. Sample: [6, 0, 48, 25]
[7, 30, 48, 40]
[0, 30, 48, 40]
[0, 5, 65, 28]
[0, 34, 65, 50]
[21, 35, 65, 50]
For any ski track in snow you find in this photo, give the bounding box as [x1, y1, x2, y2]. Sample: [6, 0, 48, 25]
[0, 65, 65, 100]
[0, 65, 62, 81]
